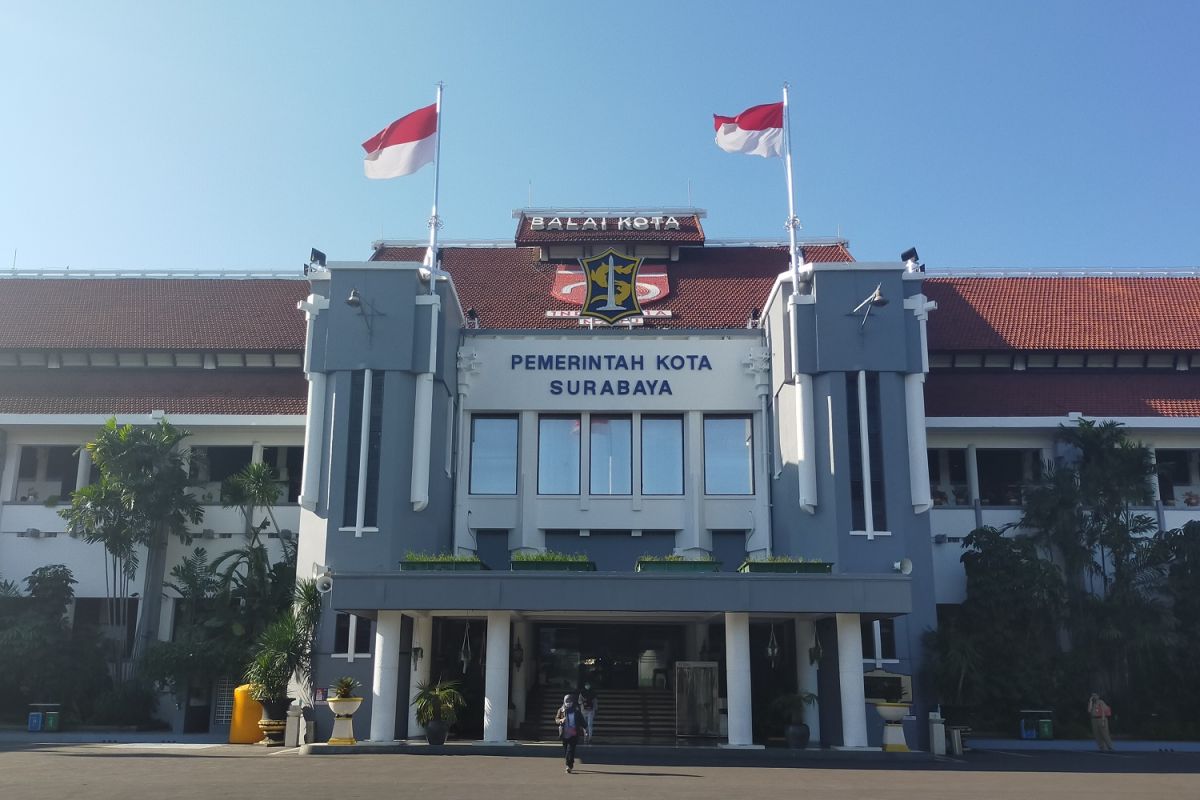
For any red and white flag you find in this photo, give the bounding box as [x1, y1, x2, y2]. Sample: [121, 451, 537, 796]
[713, 102, 784, 158]
[362, 103, 438, 179]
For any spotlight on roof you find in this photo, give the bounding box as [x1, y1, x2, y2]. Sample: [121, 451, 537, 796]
[346, 288, 362, 308]
[465, 308, 480, 329]
[310, 248, 327, 268]
[746, 307, 761, 329]
[900, 247, 924, 273]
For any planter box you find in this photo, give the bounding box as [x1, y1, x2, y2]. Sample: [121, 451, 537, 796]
[510, 560, 597, 572]
[738, 561, 833, 574]
[635, 559, 720, 573]
[399, 561, 487, 571]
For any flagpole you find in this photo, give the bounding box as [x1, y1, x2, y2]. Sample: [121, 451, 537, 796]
[426, 81, 445, 293]
[781, 82, 802, 295]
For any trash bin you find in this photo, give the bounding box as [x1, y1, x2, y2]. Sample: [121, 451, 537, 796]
[44, 711, 60, 732]
[1037, 718, 1053, 740]
[947, 725, 967, 756]
[27, 712, 43, 732]
[928, 711, 946, 756]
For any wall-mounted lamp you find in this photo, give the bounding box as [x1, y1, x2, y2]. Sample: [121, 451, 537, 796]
[766, 624, 780, 669]
[411, 646, 424, 670]
[852, 283, 889, 327]
[346, 288, 362, 308]
[345, 288, 382, 340]
[511, 637, 524, 670]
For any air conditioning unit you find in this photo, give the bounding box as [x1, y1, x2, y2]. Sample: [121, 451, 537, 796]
[22, 528, 42, 538]
[201, 529, 217, 540]
[933, 534, 948, 545]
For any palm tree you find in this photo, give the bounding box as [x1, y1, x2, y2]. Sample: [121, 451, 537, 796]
[60, 419, 203, 669]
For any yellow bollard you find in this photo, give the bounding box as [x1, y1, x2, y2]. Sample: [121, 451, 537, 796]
[229, 684, 265, 744]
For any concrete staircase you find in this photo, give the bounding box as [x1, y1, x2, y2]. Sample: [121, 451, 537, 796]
[526, 688, 677, 743]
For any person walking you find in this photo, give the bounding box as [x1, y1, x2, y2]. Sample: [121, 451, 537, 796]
[555, 693, 588, 773]
[1088, 693, 1114, 752]
[580, 683, 597, 744]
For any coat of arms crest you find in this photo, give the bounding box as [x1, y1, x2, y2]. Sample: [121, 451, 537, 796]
[579, 249, 644, 325]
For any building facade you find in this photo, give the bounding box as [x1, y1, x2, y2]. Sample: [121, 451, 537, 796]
[2, 210, 1198, 746]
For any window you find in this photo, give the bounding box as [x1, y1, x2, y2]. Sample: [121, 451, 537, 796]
[343, 370, 384, 527]
[928, 448, 969, 506]
[14, 445, 79, 502]
[469, 416, 518, 494]
[861, 617, 897, 663]
[590, 415, 632, 495]
[538, 415, 580, 495]
[977, 448, 1039, 506]
[641, 416, 683, 495]
[261, 446, 304, 503]
[704, 416, 753, 495]
[1156, 449, 1197, 506]
[333, 613, 372, 659]
[847, 373, 887, 532]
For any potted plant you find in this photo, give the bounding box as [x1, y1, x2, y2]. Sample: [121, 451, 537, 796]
[411, 679, 466, 745]
[400, 551, 487, 571]
[510, 551, 596, 571]
[738, 556, 833, 574]
[770, 691, 818, 749]
[326, 676, 363, 746]
[242, 581, 321, 746]
[634, 554, 720, 573]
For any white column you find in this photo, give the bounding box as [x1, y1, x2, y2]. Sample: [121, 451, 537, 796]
[482, 611, 512, 743]
[904, 373, 932, 514]
[34, 446, 49, 483]
[407, 613, 433, 737]
[966, 445, 980, 504]
[795, 617, 821, 746]
[251, 441, 264, 465]
[370, 610, 405, 742]
[723, 612, 758, 747]
[75, 446, 90, 489]
[835, 613, 869, 748]
[298, 372, 326, 510]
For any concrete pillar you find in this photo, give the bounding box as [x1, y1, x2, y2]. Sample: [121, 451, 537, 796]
[369, 610, 405, 742]
[965, 445, 980, 504]
[75, 446, 90, 490]
[510, 620, 531, 726]
[407, 613, 433, 737]
[723, 612, 757, 747]
[795, 617, 821, 746]
[34, 446, 48, 483]
[251, 441, 264, 465]
[483, 611, 512, 743]
[835, 613, 869, 748]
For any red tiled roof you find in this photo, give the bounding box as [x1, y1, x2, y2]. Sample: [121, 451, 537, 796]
[924, 277, 1200, 352]
[374, 244, 853, 329]
[924, 372, 1200, 417]
[0, 370, 307, 415]
[0, 279, 308, 351]
[514, 214, 705, 245]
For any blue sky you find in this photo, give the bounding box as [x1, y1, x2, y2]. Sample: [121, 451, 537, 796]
[2, 1, 1197, 272]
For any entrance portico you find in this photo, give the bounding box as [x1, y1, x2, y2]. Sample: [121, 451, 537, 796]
[341, 570, 909, 748]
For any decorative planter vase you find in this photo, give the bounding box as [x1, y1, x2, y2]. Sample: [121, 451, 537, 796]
[738, 561, 833, 574]
[326, 696, 363, 745]
[875, 702, 911, 752]
[784, 722, 811, 749]
[635, 560, 720, 573]
[510, 560, 597, 572]
[399, 561, 487, 571]
[424, 719, 448, 746]
[256, 697, 293, 746]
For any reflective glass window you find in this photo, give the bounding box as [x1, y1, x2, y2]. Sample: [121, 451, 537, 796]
[538, 415, 580, 495]
[590, 415, 632, 495]
[641, 416, 683, 495]
[704, 416, 753, 495]
[469, 416, 518, 495]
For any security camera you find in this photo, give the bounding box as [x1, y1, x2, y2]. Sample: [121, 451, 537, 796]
[315, 574, 334, 594]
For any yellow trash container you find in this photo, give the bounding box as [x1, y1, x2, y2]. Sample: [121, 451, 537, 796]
[229, 684, 264, 744]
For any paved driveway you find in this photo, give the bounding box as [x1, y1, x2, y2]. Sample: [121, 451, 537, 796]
[1, 743, 1198, 800]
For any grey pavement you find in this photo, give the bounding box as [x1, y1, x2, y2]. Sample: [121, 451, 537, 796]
[3, 741, 1200, 800]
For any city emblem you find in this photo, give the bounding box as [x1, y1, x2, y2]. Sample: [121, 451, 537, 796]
[578, 248, 644, 325]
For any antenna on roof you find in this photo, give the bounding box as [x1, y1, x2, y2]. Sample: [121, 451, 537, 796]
[528, 180, 533, 207]
[10, 249, 15, 272]
[687, 179, 693, 207]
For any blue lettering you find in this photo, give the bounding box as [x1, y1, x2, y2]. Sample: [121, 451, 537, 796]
[660, 379, 673, 395]
[630, 355, 644, 370]
[618, 380, 629, 394]
[669, 355, 684, 370]
[550, 380, 562, 395]
[698, 355, 712, 370]
[511, 355, 522, 369]
[656, 355, 669, 369]
[585, 380, 596, 394]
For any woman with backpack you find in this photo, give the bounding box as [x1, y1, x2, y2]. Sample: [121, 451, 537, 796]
[555, 693, 588, 773]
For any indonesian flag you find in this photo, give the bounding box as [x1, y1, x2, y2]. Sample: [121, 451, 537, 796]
[713, 102, 784, 158]
[362, 103, 437, 179]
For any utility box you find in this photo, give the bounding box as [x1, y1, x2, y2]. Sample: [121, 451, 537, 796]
[928, 710, 946, 756]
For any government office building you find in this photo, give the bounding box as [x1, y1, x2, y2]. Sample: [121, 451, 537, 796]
[2, 208, 1198, 748]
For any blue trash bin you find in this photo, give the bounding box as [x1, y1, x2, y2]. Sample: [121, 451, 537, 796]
[27, 711, 43, 732]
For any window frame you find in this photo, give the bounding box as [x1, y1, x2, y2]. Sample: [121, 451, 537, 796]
[537, 414, 582, 496]
[702, 414, 755, 496]
[640, 414, 685, 496]
[468, 414, 520, 496]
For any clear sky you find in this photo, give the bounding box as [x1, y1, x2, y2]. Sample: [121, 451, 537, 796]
[2, 1, 1198, 272]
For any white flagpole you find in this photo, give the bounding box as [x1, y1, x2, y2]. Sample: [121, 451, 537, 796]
[425, 81, 445, 293]
[781, 81, 802, 295]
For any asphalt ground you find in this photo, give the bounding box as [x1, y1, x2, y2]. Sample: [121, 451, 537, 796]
[2, 743, 1199, 800]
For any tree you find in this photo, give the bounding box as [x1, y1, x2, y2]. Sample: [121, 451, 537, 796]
[60, 419, 203, 672]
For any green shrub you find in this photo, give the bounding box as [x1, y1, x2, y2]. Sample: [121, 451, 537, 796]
[510, 551, 589, 562]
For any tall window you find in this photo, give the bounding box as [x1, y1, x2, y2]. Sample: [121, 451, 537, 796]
[333, 613, 372, 659]
[538, 415, 580, 495]
[590, 415, 632, 495]
[469, 416, 518, 494]
[641, 415, 683, 495]
[847, 372, 887, 532]
[977, 448, 1039, 506]
[343, 370, 384, 527]
[703, 416, 753, 495]
[14, 445, 79, 502]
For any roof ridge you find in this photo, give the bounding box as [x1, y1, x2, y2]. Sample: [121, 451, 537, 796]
[1, 270, 306, 280]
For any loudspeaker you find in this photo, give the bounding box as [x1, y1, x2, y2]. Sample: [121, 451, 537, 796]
[315, 575, 334, 594]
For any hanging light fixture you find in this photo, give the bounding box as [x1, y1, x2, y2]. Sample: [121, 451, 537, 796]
[459, 623, 472, 674]
[767, 624, 780, 669]
[511, 637, 524, 670]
